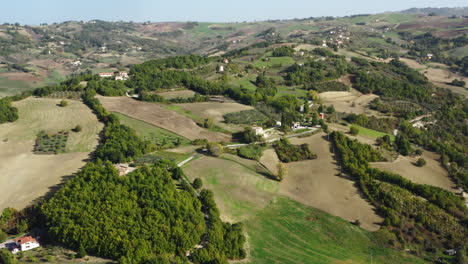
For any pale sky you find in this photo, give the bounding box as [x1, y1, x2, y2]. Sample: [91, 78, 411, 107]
[2, 0, 467, 25]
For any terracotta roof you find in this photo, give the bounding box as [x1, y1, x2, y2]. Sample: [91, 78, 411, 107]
[15, 236, 38, 245]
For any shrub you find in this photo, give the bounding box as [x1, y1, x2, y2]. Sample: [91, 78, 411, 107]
[0, 230, 7, 243]
[451, 79, 466, 87]
[349, 126, 359, 136]
[59, 100, 68, 107]
[76, 244, 87, 258]
[0, 249, 15, 264]
[416, 158, 426, 167]
[73, 125, 82, 132]
[237, 145, 265, 160]
[192, 178, 203, 189]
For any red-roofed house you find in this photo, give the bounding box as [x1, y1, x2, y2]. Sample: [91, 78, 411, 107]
[98, 72, 114, 78]
[10, 236, 40, 253]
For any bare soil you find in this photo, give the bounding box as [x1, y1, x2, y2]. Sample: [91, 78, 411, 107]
[157, 89, 195, 99]
[177, 102, 253, 132]
[0, 98, 101, 211]
[0, 140, 90, 211]
[97, 96, 230, 141]
[319, 89, 381, 115]
[371, 151, 456, 192]
[280, 133, 383, 231]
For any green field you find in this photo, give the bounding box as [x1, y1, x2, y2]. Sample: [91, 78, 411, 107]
[184, 155, 428, 264]
[246, 197, 428, 264]
[229, 75, 258, 91]
[0, 77, 35, 97]
[113, 112, 190, 149]
[253, 56, 296, 68]
[355, 125, 395, 141]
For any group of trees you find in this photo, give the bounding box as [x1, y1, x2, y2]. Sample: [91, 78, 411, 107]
[273, 138, 317, 163]
[0, 99, 18, 124]
[285, 56, 348, 86]
[271, 46, 294, 57]
[345, 114, 398, 134]
[352, 59, 432, 102]
[191, 190, 246, 264]
[41, 160, 206, 263]
[330, 131, 467, 252]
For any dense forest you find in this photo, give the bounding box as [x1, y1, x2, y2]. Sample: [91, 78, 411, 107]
[41, 160, 206, 263]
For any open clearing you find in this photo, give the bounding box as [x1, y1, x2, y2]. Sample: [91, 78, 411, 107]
[156, 89, 196, 99]
[319, 89, 380, 115]
[0, 97, 102, 211]
[399, 58, 468, 96]
[0, 97, 103, 152]
[281, 133, 383, 231]
[370, 151, 456, 192]
[97, 96, 230, 141]
[177, 102, 253, 132]
[183, 154, 279, 223]
[246, 197, 428, 264]
[184, 151, 425, 264]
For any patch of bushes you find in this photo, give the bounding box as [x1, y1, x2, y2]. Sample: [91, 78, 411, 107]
[0, 100, 18, 124]
[451, 79, 465, 87]
[271, 46, 294, 57]
[237, 145, 265, 160]
[273, 138, 317, 163]
[34, 130, 68, 154]
[224, 109, 269, 125]
[310, 81, 349, 92]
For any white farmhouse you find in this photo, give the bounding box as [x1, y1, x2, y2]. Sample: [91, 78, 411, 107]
[252, 126, 265, 137]
[10, 236, 40, 253]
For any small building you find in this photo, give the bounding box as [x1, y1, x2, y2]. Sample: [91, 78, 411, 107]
[276, 121, 282, 127]
[114, 163, 135, 176]
[444, 249, 457, 256]
[99, 72, 114, 78]
[252, 126, 265, 137]
[222, 58, 229, 64]
[71, 61, 82, 67]
[291, 122, 301, 130]
[218, 65, 225, 73]
[10, 236, 40, 253]
[319, 113, 325, 119]
[427, 53, 433, 60]
[115, 71, 129, 81]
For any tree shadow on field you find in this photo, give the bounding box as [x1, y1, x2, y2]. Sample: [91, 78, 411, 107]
[29, 154, 94, 207]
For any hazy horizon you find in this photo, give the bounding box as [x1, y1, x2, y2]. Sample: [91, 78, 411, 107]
[2, 0, 467, 25]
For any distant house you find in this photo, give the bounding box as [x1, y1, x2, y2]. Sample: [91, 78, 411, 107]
[9, 236, 40, 254]
[444, 249, 457, 256]
[427, 53, 433, 60]
[222, 58, 229, 64]
[71, 61, 82, 67]
[114, 163, 135, 176]
[319, 113, 325, 119]
[252, 126, 265, 137]
[115, 71, 129, 81]
[218, 65, 225, 72]
[99, 72, 114, 78]
[276, 121, 282, 127]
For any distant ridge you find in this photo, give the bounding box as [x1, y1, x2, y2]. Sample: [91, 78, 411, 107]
[401, 7, 468, 16]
